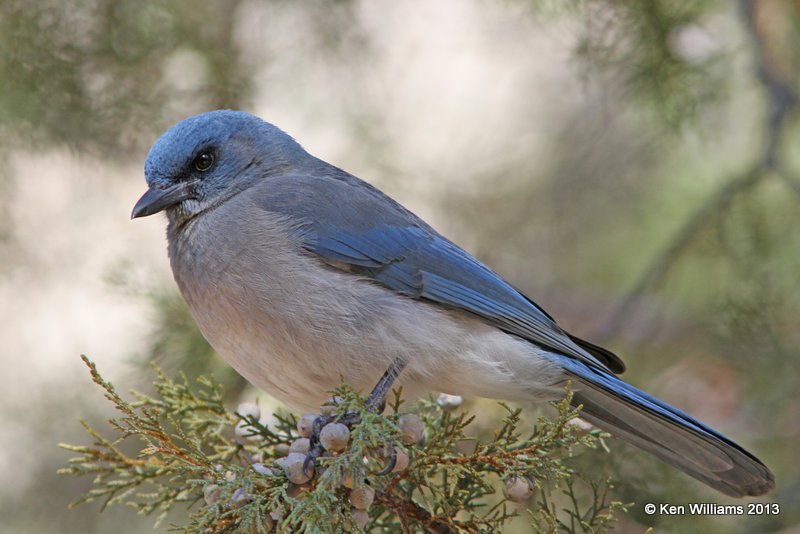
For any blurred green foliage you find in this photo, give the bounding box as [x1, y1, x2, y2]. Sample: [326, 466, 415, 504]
[573, 0, 724, 128]
[0, 0, 249, 153]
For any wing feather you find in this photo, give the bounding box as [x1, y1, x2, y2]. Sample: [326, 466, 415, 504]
[258, 171, 625, 373]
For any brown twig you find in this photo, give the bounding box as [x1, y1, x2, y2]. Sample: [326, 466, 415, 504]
[375, 491, 462, 534]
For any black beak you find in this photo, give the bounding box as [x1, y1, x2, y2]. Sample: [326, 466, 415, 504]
[131, 182, 194, 219]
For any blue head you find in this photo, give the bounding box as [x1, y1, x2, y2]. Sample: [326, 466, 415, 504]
[132, 110, 308, 223]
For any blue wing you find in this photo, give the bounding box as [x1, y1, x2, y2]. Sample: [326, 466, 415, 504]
[259, 170, 624, 373]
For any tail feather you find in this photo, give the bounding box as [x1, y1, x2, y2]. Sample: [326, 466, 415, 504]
[556, 357, 775, 497]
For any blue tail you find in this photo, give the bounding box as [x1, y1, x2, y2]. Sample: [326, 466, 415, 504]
[555, 356, 774, 497]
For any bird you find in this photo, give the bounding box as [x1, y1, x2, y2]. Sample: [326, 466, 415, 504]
[132, 109, 774, 498]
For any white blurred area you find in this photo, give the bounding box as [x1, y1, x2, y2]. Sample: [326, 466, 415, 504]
[0, 0, 591, 497]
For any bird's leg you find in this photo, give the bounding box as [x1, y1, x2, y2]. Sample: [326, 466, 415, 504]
[304, 359, 407, 476]
[366, 358, 407, 413]
[366, 359, 407, 475]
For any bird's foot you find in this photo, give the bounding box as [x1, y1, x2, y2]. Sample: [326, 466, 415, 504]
[302, 408, 362, 476]
[302, 411, 401, 478]
[301, 359, 408, 478]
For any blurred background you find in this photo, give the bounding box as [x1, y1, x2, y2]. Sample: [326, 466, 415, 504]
[2, 0, 799, 532]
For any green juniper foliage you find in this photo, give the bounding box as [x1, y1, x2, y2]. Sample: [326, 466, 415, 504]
[59, 356, 625, 533]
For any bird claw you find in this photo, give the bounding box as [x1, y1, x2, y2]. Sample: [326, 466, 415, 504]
[304, 410, 363, 474]
[375, 445, 397, 476]
[301, 362, 406, 479]
[302, 443, 324, 478]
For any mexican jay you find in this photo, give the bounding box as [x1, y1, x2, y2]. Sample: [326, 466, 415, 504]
[132, 110, 774, 497]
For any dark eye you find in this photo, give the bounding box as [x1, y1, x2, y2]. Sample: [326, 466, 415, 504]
[193, 152, 215, 172]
